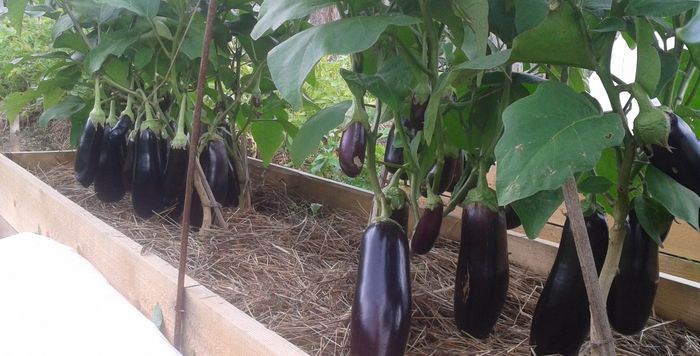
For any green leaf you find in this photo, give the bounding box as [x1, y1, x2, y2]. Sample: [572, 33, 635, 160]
[634, 195, 673, 245]
[339, 56, 412, 112]
[290, 101, 351, 166]
[646, 165, 700, 230]
[268, 14, 419, 109]
[134, 47, 155, 69]
[251, 120, 285, 166]
[625, 0, 699, 17]
[452, 49, 512, 70]
[52, 15, 73, 40]
[0, 90, 40, 124]
[54, 32, 90, 53]
[495, 81, 625, 206]
[93, 0, 160, 18]
[488, 0, 517, 44]
[84, 31, 138, 73]
[514, 0, 548, 33]
[635, 18, 661, 95]
[453, 0, 489, 59]
[578, 175, 614, 194]
[678, 9, 700, 44]
[591, 17, 626, 32]
[38, 96, 86, 127]
[104, 58, 130, 89]
[7, 0, 28, 34]
[512, 189, 564, 239]
[511, 1, 596, 69]
[250, 0, 334, 40]
[654, 50, 680, 98]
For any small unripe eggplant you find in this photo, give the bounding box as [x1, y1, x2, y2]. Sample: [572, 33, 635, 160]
[339, 122, 366, 177]
[351, 221, 411, 356]
[454, 204, 509, 339]
[94, 115, 132, 202]
[530, 211, 610, 356]
[132, 127, 165, 218]
[411, 203, 444, 255]
[607, 210, 670, 335]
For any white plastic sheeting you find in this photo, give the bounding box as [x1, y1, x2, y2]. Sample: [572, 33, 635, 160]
[0, 233, 181, 356]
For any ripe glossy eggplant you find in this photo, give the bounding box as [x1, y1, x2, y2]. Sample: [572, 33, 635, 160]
[94, 115, 132, 202]
[389, 202, 409, 232]
[423, 152, 464, 197]
[607, 210, 670, 335]
[505, 205, 521, 229]
[530, 211, 610, 356]
[351, 221, 411, 356]
[384, 125, 403, 174]
[339, 122, 366, 178]
[454, 204, 509, 339]
[649, 113, 700, 193]
[224, 158, 240, 208]
[411, 204, 443, 255]
[122, 130, 138, 192]
[409, 100, 427, 132]
[74, 118, 104, 187]
[161, 146, 189, 219]
[132, 127, 165, 218]
[201, 139, 229, 204]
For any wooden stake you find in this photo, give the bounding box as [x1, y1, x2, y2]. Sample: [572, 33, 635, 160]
[174, 0, 218, 350]
[561, 177, 615, 355]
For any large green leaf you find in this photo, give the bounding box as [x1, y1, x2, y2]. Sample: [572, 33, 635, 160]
[7, 0, 28, 34]
[512, 189, 564, 239]
[251, 120, 285, 166]
[268, 14, 419, 109]
[93, 0, 159, 18]
[495, 81, 625, 206]
[0, 90, 40, 124]
[290, 101, 351, 166]
[646, 165, 700, 230]
[453, 0, 489, 59]
[38, 96, 86, 127]
[625, 0, 699, 17]
[514, 0, 548, 33]
[635, 18, 661, 95]
[251, 0, 334, 40]
[339, 56, 412, 112]
[678, 10, 700, 44]
[633, 195, 673, 245]
[511, 1, 596, 69]
[84, 30, 138, 73]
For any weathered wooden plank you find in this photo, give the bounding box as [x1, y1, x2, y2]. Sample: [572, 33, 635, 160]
[0, 154, 307, 356]
[0, 216, 17, 238]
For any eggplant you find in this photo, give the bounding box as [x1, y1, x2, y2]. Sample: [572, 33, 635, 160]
[454, 204, 509, 339]
[224, 158, 241, 208]
[94, 115, 132, 202]
[530, 211, 610, 356]
[339, 122, 367, 178]
[161, 145, 189, 219]
[649, 113, 700, 193]
[505, 205, 521, 229]
[607, 210, 671, 335]
[389, 202, 409, 232]
[132, 127, 165, 218]
[74, 118, 104, 187]
[351, 220, 411, 356]
[122, 131, 138, 192]
[423, 152, 464, 197]
[411, 204, 443, 255]
[409, 100, 427, 132]
[384, 125, 404, 174]
[201, 139, 230, 204]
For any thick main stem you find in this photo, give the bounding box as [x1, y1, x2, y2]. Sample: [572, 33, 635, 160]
[174, 0, 217, 349]
[562, 178, 616, 356]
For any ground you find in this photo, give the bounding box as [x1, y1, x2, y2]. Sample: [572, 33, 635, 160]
[0, 113, 71, 152]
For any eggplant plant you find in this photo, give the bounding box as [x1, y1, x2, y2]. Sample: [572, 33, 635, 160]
[5, 0, 700, 354]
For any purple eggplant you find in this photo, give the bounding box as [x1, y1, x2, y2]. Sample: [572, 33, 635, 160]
[411, 204, 444, 255]
[200, 139, 230, 204]
[530, 211, 610, 355]
[339, 122, 367, 177]
[94, 115, 132, 202]
[384, 124, 404, 174]
[454, 204, 509, 338]
[649, 113, 700, 193]
[351, 220, 411, 356]
[505, 205, 522, 229]
[74, 118, 104, 187]
[132, 127, 165, 218]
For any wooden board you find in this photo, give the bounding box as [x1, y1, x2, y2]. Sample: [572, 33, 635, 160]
[0, 153, 307, 356]
[7, 151, 700, 333]
[0, 216, 17, 238]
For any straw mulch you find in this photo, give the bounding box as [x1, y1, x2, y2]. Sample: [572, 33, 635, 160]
[34, 164, 700, 355]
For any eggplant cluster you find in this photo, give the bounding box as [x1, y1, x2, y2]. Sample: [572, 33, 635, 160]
[74, 97, 242, 224]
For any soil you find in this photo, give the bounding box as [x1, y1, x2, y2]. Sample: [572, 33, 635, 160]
[0, 113, 71, 152]
[28, 162, 700, 356]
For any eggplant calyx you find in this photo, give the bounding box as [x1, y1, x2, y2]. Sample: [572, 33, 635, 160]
[141, 103, 162, 133]
[634, 107, 671, 150]
[384, 186, 407, 215]
[343, 97, 369, 129]
[426, 193, 443, 210]
[464, 184, 498, 212]
[120, 94, 135, 121]
[106, 100, 118, 127]
[412, 80, 431, 105]
[171, 96, 189, 150]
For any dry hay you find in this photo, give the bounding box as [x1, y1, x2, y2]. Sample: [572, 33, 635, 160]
[33, 163, 700, 355]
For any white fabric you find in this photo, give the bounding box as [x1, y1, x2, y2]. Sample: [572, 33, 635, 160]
[0, 233, 181, 356]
